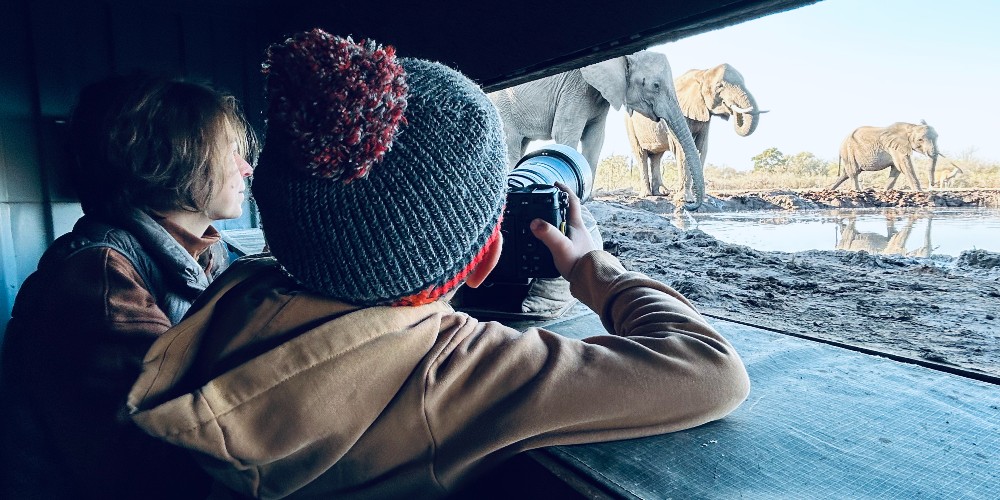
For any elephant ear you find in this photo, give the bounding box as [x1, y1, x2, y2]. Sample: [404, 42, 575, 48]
[883, 124, 912, 152]
[675, 69, 710, 122]
[581, 57, 627, 111]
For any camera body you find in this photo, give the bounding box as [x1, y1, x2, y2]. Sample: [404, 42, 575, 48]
[491, 185, 569, 282]
[485, 145, 592, 285]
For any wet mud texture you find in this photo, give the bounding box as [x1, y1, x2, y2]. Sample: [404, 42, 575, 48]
[588, 189, 1000, 379]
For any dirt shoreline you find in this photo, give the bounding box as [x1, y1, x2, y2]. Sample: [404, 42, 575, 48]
[587, 188, 1000, 380]
[594, 188, 1000, 212]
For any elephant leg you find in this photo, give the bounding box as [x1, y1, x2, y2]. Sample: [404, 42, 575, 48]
[637, 153, 653, 196]
[693, 127, 709, 166]
[577, 117, 607, 182]
[898, 155, 922, 191]
[552, 105, 588, 155]
[665, 159, 676, 198]
[885, 165, 901, 190]
[830, 160, 848, 190]
[503, 132, 527, 169]
[649, 152, 665, 196]
[517, 138, 532, 165]
[625, 115, 653, 196]
[851, 172, 862, 191]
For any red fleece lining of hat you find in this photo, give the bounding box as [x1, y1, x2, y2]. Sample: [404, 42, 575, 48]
[394, 221, 502, 307]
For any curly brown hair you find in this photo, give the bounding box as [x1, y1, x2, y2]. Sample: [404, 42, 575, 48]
[69, 74, 258, 219]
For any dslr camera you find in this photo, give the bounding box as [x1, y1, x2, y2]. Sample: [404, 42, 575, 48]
[486, 144, 593, 285]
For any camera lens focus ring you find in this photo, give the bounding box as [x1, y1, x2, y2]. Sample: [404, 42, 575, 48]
[508, 144, 593, 201]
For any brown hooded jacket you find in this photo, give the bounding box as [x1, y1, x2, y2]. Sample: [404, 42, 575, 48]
[128, 250, 749, 499]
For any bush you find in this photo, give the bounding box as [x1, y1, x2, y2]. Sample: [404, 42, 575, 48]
[751, 147, 786, 173]
[785, 152, 833, 176]
[593, 154, 641, 193]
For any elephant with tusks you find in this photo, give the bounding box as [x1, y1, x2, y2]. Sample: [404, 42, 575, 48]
[488, 51, 704, 210]
[830, 121, 939, 191]
[625, 64, 764, 200]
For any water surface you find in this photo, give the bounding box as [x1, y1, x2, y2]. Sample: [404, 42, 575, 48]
[675, 208, 1000, 257]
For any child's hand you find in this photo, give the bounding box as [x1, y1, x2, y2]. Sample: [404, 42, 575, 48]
[529, 182, 598, 278]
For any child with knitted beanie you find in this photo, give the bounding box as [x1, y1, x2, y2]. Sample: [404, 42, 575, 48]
[127, 29, 750, 499]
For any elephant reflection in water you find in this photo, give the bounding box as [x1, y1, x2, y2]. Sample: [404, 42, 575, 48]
[836, 213, 933, 257]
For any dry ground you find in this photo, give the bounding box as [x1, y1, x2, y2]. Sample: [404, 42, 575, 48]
[587, 189, 1000, 380]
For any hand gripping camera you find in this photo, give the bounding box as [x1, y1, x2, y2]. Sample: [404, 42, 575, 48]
[486, 144, 593, 285]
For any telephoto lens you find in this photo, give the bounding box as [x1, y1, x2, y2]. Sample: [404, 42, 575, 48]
[488, 145, 593, 284]
[506, 144, 593, 202]
[452, 145, 595, 318]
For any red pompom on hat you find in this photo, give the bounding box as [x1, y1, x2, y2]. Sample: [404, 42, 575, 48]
[262, 29, 408, 182]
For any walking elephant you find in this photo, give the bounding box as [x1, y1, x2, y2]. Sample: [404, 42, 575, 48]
[830, 121, 939, 191]
[625, 64, 763, 198]
[488, 51, 704, 209]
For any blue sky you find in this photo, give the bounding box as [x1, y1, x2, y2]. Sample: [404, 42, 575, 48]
[596, 0, 1000, 170]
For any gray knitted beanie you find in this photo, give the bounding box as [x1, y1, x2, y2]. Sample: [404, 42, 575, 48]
[252, 29, 507, 306]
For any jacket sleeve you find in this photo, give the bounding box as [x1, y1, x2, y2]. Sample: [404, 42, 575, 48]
[57, 249, 173, 395]
[74, 247, 173, 335]
[422, 250, 750, 487]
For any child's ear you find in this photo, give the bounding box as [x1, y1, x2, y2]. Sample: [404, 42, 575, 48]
[465, 234, 503, 289]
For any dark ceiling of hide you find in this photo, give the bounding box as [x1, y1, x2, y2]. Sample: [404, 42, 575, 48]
[256, 0, 821, 91]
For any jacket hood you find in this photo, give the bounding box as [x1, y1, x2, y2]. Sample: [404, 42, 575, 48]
[127, 257, 450, 498]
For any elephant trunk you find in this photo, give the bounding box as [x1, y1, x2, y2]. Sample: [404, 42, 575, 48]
[928, 151, 939, 188]
[661, 112, 703, 211]
[731, 90, 760, 137]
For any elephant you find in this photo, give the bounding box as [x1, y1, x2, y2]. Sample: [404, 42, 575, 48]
[836, 213, 932, 258]
[488, 51, 704, 210]
[625, 63, 763, 199]
[830, 121, 939, 191]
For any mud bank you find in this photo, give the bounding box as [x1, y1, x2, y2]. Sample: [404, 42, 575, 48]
[587, 191, 1000, 380]
[594, 188, 1000, 212]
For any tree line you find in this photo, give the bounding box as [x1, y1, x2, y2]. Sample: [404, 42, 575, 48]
[750, 148, 833, 176]
[595, 149, 999, 192]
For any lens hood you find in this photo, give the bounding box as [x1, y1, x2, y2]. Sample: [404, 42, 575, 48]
[507, 144, 593, 201]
